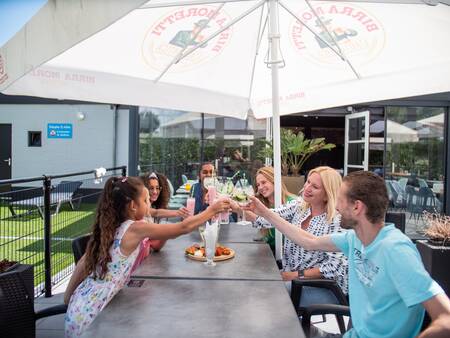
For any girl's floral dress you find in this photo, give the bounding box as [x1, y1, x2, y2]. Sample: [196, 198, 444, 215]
[65, 220, 140, 337]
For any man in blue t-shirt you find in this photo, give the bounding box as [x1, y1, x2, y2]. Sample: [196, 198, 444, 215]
[247, 171, 450, 338]
[192, 162, 215, 215]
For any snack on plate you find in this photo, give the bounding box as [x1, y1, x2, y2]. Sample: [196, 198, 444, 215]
[185, 244, 232, 258]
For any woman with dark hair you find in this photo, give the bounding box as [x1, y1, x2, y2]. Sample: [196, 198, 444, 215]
[141, 172, 189, 222]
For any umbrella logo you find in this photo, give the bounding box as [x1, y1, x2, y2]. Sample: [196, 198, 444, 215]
[142, 6, 233, 73]
[289, 3, 385, 67]
[0, 54, 9, 85]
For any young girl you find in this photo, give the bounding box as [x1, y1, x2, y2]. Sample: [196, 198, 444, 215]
[64, 176, 229, 337]
[130, 172, 189, 271]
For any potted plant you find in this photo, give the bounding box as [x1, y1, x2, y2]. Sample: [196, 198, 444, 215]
[285, 131, 336, 177]
[0, 259, 18, 273]
[416, 212, 450, 295]
[258, 129, 290, 176]
[258, 128, 335, 194]
[283, 129, 335, 194]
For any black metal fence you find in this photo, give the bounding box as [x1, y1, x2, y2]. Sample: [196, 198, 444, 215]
[0, 166, 126, 297]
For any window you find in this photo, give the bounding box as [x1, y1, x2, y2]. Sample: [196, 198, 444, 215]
[385, 107, 445, 233]
[28, 131, 42, 147]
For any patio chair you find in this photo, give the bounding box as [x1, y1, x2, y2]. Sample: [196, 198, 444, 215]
[0, 264, 67, 338]
[167, 179, 187, 210]
[388, 181, 406, 210]
[290, 278, 348, 334]
[301, 304, 430, 338]
[8, 180, 83, 218]
[386, 211, 406, 233]
[405, 185, 424, 222]
[72, 234, 91, 264]
[419, 186, 440, 213]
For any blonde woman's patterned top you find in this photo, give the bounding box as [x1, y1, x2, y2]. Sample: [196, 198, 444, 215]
[65, 220, 140, 337]
[254, 198, 349, 294]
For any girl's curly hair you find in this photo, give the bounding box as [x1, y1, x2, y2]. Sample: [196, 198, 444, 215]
[84, 176, 143, 279]
[140, 172, 170, 209]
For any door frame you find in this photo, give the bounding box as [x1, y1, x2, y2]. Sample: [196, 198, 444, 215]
[344, 111, 370, 175]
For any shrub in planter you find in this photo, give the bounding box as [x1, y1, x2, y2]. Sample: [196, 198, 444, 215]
[417, 212, 450, 296]
[0, 259, 18, 273]
[423, 212, 450, 246]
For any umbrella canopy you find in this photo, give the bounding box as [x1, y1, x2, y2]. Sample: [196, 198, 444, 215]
[417, 113, 445, 127]
[370, 119, 419, 143]
[1, 0, 450, 119]
[1, 0, 450, 258]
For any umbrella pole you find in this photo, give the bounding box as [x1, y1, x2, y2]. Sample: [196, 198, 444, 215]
[269, 0, 283, 261]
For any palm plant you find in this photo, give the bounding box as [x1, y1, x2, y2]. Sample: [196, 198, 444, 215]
[286, 131, 335, 176]
[258, 129, 335, 176]
[258, 128, 292, 175]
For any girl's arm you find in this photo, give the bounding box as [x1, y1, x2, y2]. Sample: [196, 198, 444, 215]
[153, 207, 190, 219]
[121, 199, 229, 255]
[64, 254, 89, 304]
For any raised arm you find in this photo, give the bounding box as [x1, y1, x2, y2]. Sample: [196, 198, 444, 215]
[122, 198, 229, 251]
[153, 207, 190, 219]
[246, 196, 339, 252]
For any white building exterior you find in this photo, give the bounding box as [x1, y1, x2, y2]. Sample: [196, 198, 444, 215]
[0, 104, 130, 180]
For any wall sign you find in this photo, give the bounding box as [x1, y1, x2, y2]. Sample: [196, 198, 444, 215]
[47, 123, 72, 139]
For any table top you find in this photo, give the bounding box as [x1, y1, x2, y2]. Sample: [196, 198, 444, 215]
[81, 279, 304, 338]
[186, 222, 263, 244]
[131, 235, 281, 281]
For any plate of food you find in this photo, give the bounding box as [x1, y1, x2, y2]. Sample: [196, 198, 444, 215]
[185, 243, 235, 262]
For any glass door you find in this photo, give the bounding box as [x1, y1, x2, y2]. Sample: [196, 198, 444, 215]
[345, 111, 370, 175]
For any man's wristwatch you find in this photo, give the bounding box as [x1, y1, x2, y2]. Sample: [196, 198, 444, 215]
[297, 269, 305, 278]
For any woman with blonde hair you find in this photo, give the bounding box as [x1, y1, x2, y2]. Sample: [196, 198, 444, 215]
[252, 166, 296, 250]
[252, 166, 348, 305]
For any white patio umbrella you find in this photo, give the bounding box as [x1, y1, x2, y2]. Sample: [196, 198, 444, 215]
[417, 113, 445, 127]
[370, 119, 419, 143]
[1, 0, 450, 258]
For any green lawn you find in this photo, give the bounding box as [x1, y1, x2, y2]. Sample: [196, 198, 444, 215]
[0, 203, 97, 292]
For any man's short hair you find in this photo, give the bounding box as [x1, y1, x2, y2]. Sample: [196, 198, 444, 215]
[343, 171, 389, 223]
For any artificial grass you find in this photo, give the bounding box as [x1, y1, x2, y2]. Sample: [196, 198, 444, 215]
[0, 202, 97, 293]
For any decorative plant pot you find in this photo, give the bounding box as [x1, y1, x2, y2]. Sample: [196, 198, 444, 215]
[427, 238, 450, 247]
[290, 166, 300, 177]
[282, 175, 305, 195]
[282, 164, 289, 176]
[416, 240, 450, 296]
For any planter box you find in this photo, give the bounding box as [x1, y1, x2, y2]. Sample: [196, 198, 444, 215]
[0, 264, 35, 337]
[416, 240, 450, 296]
[283, 175, 305, 195]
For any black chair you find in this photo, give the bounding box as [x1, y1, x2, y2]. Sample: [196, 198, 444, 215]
[386, 211, 406, 233]
[301, 304, 430, 337]
[72, 234, 91, 264]
[0, 264, 67, 338]
[405, 185, 424, 222]
[291, 278, 348, 334]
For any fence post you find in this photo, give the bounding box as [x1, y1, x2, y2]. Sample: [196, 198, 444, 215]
[43, 176, 52, 297]
[121, 166, 127, 177]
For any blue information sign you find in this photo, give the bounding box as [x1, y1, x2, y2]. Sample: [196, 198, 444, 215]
[47, 123, 72, 139]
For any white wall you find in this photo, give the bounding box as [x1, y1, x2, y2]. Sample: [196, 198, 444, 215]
[0, 104, 129, 181]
